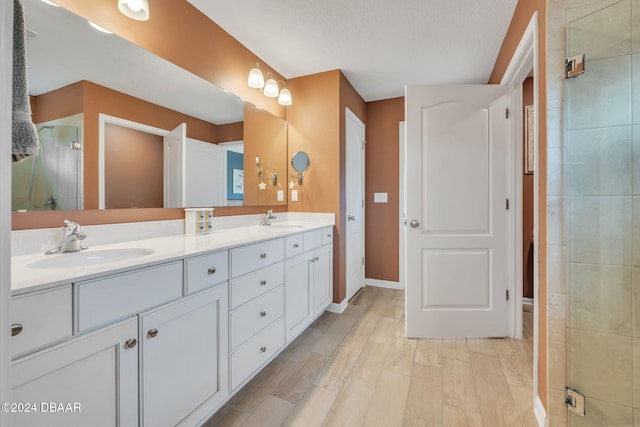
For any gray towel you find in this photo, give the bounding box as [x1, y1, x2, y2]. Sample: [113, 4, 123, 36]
[12, 0, 38, 164]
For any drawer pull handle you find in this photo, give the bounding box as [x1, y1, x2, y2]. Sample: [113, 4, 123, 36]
[147, 329, 159, 338]
[207, 267, 217, 275]
[11, 323, 23, 337]
[260, 280, 267, 286]
[260, 253, 267, 259]
[260, 311, 267, 318]
[260, 346, 267, 353]
[293, 243, 299, 248]
[125, 338, 137, 349]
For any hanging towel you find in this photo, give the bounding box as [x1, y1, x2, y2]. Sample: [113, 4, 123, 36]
[11, 0, 38, 163]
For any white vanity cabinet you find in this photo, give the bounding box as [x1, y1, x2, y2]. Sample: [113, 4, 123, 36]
[312, 242, 333, 316]
[11, 317, 139, 427]
[228, 238, 286, 390]
[139, 285, 228, 427]
[285, 251, 314, 342]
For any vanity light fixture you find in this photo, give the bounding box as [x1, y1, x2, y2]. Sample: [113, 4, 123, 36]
[263, 73, 279, 98]
[247, 65, 293, 105]
[118, 0, 150, 21]
[248, 63, 265, 89]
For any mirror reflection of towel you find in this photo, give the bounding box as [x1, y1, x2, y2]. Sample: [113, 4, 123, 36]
[12, 0, 39, 163]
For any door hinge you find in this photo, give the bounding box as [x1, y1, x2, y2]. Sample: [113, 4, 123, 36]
[565, 387, 585, 416]
[506, 289, 510, 301]
[362, 200, 364, 208]
[506, 198, 510, 210]
[362, 257, 365, 266]
[566, 54, 585, 79]
[505, 108, 510, 119]
[362, 140, 366, 150]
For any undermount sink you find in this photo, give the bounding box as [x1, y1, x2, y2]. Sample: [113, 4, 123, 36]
[28, 248, 155, 269]
[266, 223, 305, 229]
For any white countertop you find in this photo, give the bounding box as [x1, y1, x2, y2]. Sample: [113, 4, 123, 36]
[11, 220, 334, 296]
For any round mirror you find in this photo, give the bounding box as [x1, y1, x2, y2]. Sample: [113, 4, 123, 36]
[291, 151, 310, 172]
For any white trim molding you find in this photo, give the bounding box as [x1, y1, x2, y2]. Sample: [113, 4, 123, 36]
[534, 395, 547, 427]
[366, 278, 402, 290]
[326, 299, 348, 314]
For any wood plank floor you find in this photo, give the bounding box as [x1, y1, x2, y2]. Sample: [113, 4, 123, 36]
[204, 287, 537, 427]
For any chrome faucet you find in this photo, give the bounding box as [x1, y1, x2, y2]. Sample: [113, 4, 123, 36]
[45, 220, 88, 255]
[260, 209, 277, 226]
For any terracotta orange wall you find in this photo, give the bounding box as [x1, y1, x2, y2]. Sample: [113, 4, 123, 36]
[217, 122, 243, 143]
[287, 70, 365, 304]
[53, 0, 286, 120]
[364, 97, 403, 282]
[243, 104, 287, 206]
[30, 81, 83, 123]
[489, 0, 548, 411]
[104, 124, 163, 209]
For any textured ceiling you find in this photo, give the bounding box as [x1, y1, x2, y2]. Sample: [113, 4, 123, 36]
[187, 0, 519, 101]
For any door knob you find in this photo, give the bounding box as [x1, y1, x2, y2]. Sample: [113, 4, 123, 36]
[410, 219, 420, 228]
[348, 215, 356, 221]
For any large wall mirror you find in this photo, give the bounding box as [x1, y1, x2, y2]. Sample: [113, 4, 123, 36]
[13, 0, 288, 212]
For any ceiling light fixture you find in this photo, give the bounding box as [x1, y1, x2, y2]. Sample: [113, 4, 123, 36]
[40, 0, 60, 6]
[247, 65, 292, 106]
[118, 0, 150, 21]
[88, 21, 113, 34]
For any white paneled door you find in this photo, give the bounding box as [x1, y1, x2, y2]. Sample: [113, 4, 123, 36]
[345, 108, 366, 302]
[405, 85, 510, 338]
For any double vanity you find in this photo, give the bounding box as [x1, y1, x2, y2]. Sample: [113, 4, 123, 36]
[9, 213, 335, 426]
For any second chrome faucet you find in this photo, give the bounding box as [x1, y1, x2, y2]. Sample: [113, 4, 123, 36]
[45, 220, 88, 255]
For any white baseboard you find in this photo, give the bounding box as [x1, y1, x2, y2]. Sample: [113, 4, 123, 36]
[326, 299, 348, 314]
[365, 278, 403, 290]
[534, 395, 547, 427]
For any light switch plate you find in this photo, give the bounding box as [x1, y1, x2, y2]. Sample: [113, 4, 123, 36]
[277, 190, 284, 201]
[291, 190, 298, 202]
[374, 192, 388, 203]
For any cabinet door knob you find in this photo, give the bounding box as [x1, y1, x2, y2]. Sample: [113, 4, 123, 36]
[260, 253, 267, 259]
[207, 267, 216, 275]
[293, 243, 299, 248]
[11, 323, 23, 337]
[260, 346, 267, 353]
[260, 311, 267, 318]
[147, 329, 159, 338]
[315, 257, 319, 261]
[125, 338, 137, 349]
[260, 280, 267, 286]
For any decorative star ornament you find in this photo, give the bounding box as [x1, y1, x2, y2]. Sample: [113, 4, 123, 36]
[289, 180, 295, 189]
[258, 181, 267, 190]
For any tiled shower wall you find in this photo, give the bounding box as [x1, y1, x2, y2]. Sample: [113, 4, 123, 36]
[547, 0, 640, 426]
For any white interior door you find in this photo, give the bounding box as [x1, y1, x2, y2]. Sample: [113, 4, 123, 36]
[185, 138, 225, 207]
[345, 108, 365, 301]
[163, 123, 186, 208]
[405, 85, 510, 338]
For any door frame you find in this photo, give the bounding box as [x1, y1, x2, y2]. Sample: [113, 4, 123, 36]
[97, 114, 169, 209]
[0, 0, 13, 419]
[218, 140, 244, 206]
[499, 11, 542, 425]
[345, 107, 366, 301]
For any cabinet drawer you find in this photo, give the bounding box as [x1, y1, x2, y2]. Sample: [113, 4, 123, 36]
[185, 250, 229, 294]
[230, 286, 284, 349]
[303, 230, 322, 250]
[11, 286, 72, 358]
[230, 239, 284, 278]
[230, 316, 285, 390]
[230, 262, 284, 309]
[322, 227, 334, 245]
[76, 261, 183, 333]
[285, 234, 304, 258]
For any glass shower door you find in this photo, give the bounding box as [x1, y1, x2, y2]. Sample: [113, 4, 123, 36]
[565, 1, 637, 425]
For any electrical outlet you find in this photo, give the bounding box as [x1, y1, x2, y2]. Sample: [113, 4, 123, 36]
[277, 190, 284, 201]
[291, 190, 298, 202]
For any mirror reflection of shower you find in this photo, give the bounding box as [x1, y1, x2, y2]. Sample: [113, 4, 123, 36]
[12, 120, 83, 211]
